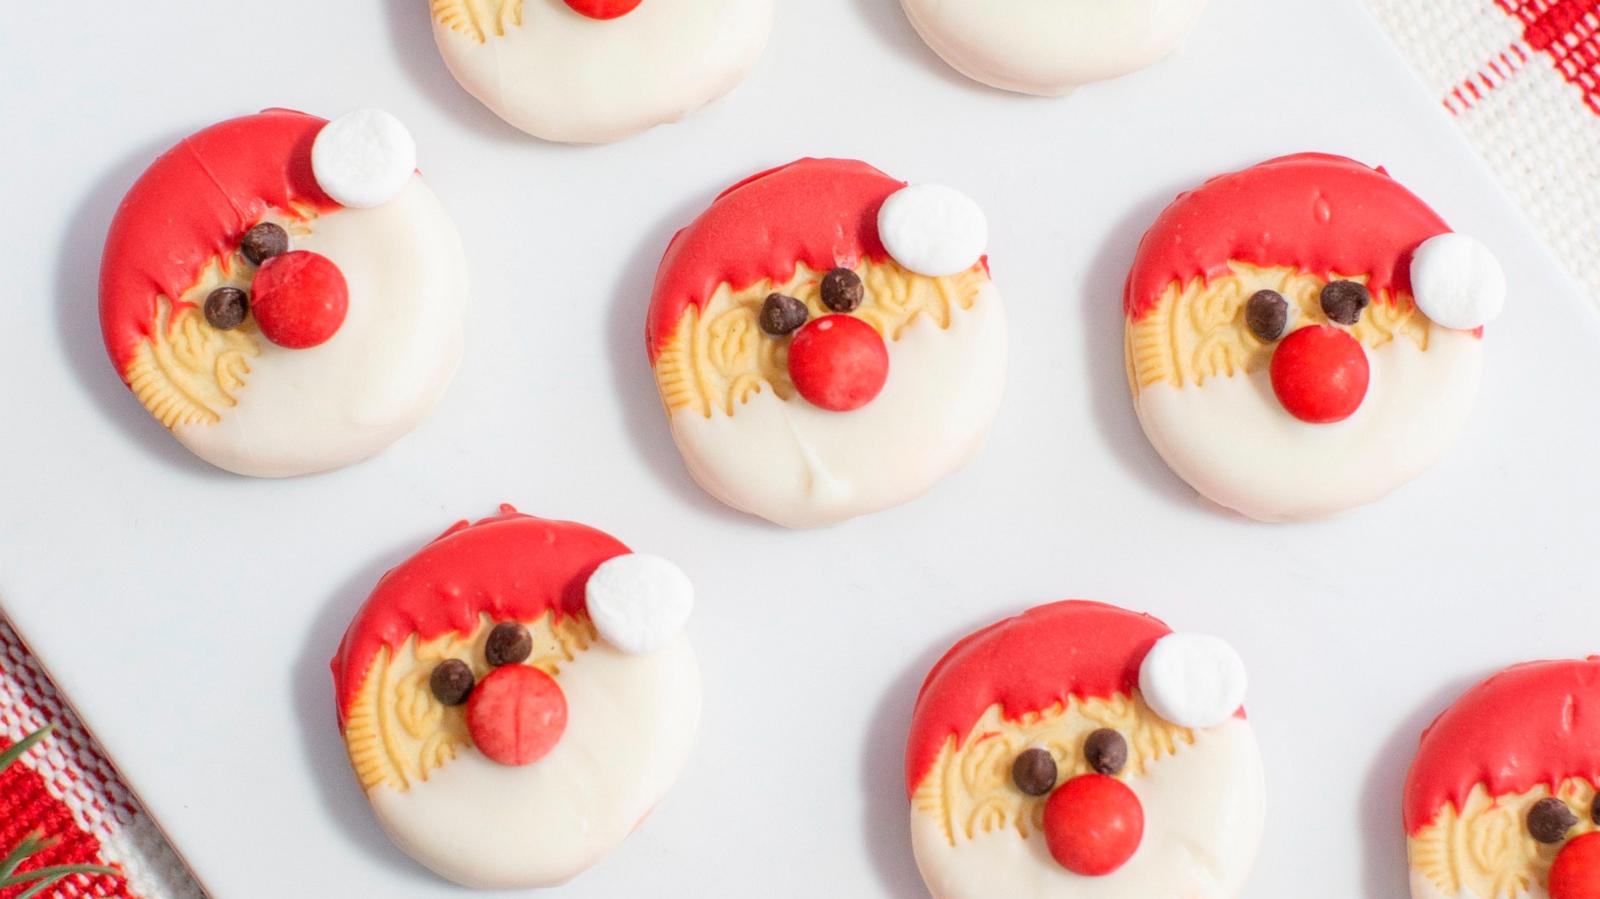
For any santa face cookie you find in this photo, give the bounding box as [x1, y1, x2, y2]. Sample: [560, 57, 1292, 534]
[429, 0, 774, 144]
[99, 109, 468, 478]
[1125, 153, 1505, 521]
[647, 159, 1007, 528]
[900, 0, 1209, 96]
[1405, 659, 1600, 899]
[331, 506, 699, 888]
[906, 601, 1265, 899]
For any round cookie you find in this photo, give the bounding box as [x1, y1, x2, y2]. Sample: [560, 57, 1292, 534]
[429, 0, 774, 144]
[330, 505, 700, 888]
[99, 109, 467, 477]
[1124, 153, 1504, 521]
[906, 601, 1265, 899]
[899, 0, 1209, 96]
[646, 158, 1007, 528]
[1404, 659, 1600, 899]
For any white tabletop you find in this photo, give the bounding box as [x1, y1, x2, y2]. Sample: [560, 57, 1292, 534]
[3, 0, 1598, 896]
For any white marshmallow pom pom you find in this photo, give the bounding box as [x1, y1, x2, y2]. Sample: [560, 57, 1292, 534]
[585, 554, 694, 655]
[877, 184, 988, 277]
[1410, 232, 1506, 330]
[312, 109, 417, 209]
[1138, 633, 1248, 729]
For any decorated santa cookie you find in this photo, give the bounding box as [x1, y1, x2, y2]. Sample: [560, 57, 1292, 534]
[1405, 659, 1600, 899]
[1124, 153, 1504, 521]
[906, 601, 1265, 899]
[899, 0, 1209, 95]
[429, 0, 773, 143]
[330, 506, 699, 888]
[99, 109, 467, 477]
[646, 158, 1007, 528]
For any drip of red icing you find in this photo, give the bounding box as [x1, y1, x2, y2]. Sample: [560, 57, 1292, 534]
[1403, 658, 1600, 835]
[644, 158, 906, 363]
[329, 506, 629, 730]
[98, 109, 342, 377]
[905, 601, 1178, 799]
[1123, 153, 1452, 322]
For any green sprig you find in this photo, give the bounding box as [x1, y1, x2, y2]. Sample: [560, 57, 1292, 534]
[0, 725, 123, 893]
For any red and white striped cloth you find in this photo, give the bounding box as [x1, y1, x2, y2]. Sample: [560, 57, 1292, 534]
[2, 4, 1597, 897]
[1367, 0, 1600, 303]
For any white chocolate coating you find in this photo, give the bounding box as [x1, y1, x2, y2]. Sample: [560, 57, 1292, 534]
[899, 0, 1209, 96]
[912, 719, 1265, 899]
[369, 635, 700, 889]
[667, 285, 1007, 529]
[1134, 331, 1482, 521]
[175, 176, 467, 478]
[431, 0, 775, 144]
[1409, 870, 1541, 899]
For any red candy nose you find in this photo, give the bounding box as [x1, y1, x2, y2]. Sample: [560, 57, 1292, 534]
[564, 0, 643, 18]
[786, 315, 890, 412]
[466, 665, 568, 767]
[251, 250, 349, 349]
[1042, 774, 1144, 876]
[1549, 832, 1600, 899]
[1269, 325, 1370, 424]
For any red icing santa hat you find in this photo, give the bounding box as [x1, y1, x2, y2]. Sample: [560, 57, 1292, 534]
[98, 109, 342, 377]
[904, 600, 1247, 798]
[329, 506, 629, 731]
[645, 158, 907, 363]
[1123, 153, 1453, 323]
[1404, 658, 1600, 835]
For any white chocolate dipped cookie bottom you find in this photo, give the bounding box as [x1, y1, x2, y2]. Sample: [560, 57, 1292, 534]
[911, 719, 1265, 899]
[431, 0, 774, 144]
[369, 635, 700, 889]
[668, 284, 1007, 528]
[175, 176, 467, 477]
[1410, 870, 1542, 899]
[1134, 331, 1482, 522]
[899, 0, 1208, 96]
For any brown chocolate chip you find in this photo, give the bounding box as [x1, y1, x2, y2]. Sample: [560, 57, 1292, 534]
[1245, 289, 1290, 342]
[429, 659, 475, 705]
[820, 268, 865, 313]
[485, 621, 533, 667]
[1319, 280, 1370, 326]
[240, 222, 289, 265]
[1083, 729, 1129, 776]
[1592, 793, 1600, 826]
[1528, 797, 1579, 843]
[1011, 747, 1058, 796]
[203, 287, 249, 330]
[759, 293, 809, 337]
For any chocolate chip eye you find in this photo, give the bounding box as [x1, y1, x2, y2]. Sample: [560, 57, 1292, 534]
[1011, 747, 1058, 796]
[1591, 793, 1600, 826]
[1528, 797, 1579, 843]
[1083, 729, 1129, 775]
[759, 292, 809, 336]
[240, 222, 289, 266]
[485, 621, 533, 667]
[1320, 280, 1370, 326]
[429, 659, 475, 705]
[820, 268, 864, 313]
[204, 287, 249, 331]
[1245, 289, 1290, 341]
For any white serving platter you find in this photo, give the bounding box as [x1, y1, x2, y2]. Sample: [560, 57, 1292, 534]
[3, 0, 1598, 896]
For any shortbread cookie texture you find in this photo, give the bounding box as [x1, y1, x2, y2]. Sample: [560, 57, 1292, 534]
[647, 158, 1007, 528]
[331, 506, 699, 889]
[1125, 153, 1504, 521]
[98, 109, 467, 477]
[429, 0, 773, 143]
[906, 601, 1265, 899]
[1406, 659, 1600, 899]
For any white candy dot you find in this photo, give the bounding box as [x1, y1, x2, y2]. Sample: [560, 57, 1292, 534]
[585, 554, 693, 655]
[1410, 232, 1506, 330]
[877, 184, 988, 277]
[312, 109, 417, 209]
[1138, 633, 1247, 729]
